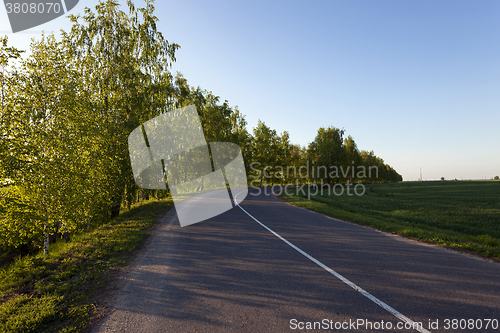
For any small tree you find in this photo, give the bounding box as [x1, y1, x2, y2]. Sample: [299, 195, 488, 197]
[441, 177, 445, 181]
[494, 176, 499, 180]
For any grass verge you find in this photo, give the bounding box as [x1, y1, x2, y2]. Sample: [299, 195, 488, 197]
[280, 181, 500, 260]
[0, 198, 173, 333]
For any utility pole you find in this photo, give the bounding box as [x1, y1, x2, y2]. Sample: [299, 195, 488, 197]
[420, 168, 422, 182]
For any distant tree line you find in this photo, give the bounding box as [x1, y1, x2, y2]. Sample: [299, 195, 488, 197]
[244, 121, 402, 186]
[0, 0, 401, 255]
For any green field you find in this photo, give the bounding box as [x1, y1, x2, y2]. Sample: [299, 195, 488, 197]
[281, 181, 500, 259]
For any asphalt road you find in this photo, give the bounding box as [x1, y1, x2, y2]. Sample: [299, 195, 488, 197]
[92, 187, 500, 333]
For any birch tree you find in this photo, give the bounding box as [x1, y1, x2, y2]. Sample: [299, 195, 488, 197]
[62, 0, 179, 216]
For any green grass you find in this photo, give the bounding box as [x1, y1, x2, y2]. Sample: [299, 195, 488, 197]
[281, 181, 500, 259]
[0, 198, 173, 333]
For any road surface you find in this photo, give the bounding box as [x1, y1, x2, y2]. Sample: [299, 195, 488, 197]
[92, 187, 500, 332]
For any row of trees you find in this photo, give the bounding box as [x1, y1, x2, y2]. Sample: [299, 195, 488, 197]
[1, 0, 183, 254]
[0, 0, 401, 254]
[244, 121, 402, 186]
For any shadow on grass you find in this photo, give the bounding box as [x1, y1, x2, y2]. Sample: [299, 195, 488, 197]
[0, 198, 173, 333]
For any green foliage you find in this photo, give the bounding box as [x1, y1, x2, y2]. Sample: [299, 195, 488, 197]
[0, 0, 180, 253]
[0, 186, 43, 249]
[172, 73, 248, 146]
[248, 124, 402, 186]
[1, 35, 91, 253]
[282, 181, 500, 259]
[249, 120, 282, 185]
[307, 126, 344, 183]
[62, 0, 180, 216]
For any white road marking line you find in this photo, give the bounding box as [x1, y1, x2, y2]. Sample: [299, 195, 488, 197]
[234, 191, 431, 333]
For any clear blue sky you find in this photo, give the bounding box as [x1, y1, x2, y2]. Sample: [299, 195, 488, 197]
[1, 0, 499, 181]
